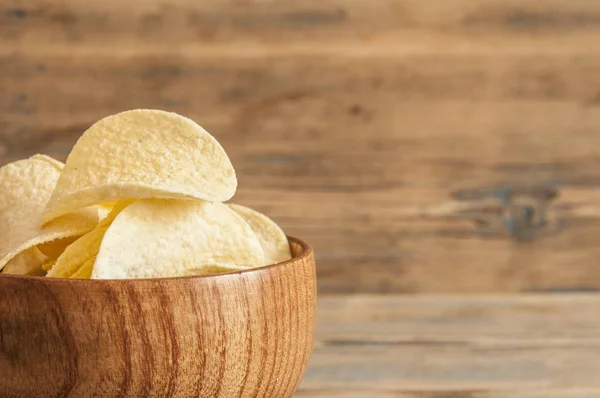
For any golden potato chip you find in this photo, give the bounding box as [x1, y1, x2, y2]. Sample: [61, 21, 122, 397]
[97, 201, 118, 219]
[70, 258, 94, 279]
[41, 260, 56, 272]
[47, 201, 133, 278]
[97, 204, 114, 221]
[43, 109, 237, 223]
[37, 236, 79, 259]
[92, 199, 264, 279]
[46, 227, 106, 278]
[0, 155, 98, 271]
[228, 204, 292, 265]
[2, 246, 48, 276]
[32, 154, 64, 170]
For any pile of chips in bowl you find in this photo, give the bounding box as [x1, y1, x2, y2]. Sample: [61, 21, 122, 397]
[0, 110, 291, 279]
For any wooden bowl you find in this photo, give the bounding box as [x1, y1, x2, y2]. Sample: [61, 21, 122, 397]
[0, 236, 316, 398]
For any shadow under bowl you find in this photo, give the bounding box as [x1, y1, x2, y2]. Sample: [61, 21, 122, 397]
[0, 236, 316, 398]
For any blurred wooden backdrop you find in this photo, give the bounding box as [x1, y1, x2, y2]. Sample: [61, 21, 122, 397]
[3, 0, 600, 293]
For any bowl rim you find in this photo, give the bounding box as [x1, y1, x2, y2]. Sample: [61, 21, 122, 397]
[0, 235, 313, 284]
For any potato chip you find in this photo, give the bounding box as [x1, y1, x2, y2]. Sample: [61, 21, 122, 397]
[47, 201, 133, 278]
[97, 202, 115, 221]
[70, 258, 95, 279]
[92, 199, 264, 279]
[43, 109, 237, 223]
[2, 246, 48, 276]
[32, 154, 64, 170]
[228, 204, 292, 265]
[0, 155, 99, 271]
[41, 260, 56, 272]
[46, 226, 107, 278]
[37, 236, 79, 259]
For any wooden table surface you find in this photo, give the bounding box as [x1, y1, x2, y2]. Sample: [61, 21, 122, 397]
[297, 294, 600, 397]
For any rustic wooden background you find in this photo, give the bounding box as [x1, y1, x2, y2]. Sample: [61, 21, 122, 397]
[3, 0, 600, 293]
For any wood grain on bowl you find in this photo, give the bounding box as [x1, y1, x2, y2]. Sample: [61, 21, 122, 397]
[3, 0, 600, 293]
[0, 237, 316, 398]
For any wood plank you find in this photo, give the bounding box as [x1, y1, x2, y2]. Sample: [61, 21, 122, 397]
[4, 1, 600, 293]
[3, 55, 600, 169]
[3, 0, 600, 52]
[3, 55, 600, 292]
[296, 295, 600, 396]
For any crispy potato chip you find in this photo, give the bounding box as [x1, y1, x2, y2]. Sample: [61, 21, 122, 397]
[43, 109, 237, 223]
[0, 155, 99, 271]
[47, 201, 133, 278]
[2, 246, 48, 276]
[92, 199, 264, 279]
[228, 204, 292, 265]
[37, 236, 79, 259]
[97, 203, 114, 221]
[41, 259, 56, 272]
[70, 258, 94, 279]
[33, 154, 64, 170]
[45, 227, 106, 278]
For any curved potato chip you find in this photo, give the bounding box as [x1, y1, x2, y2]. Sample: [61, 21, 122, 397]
[37, 236, 79, 259]
[70, 258, 95, 279]
[92, 199, 264, 279]
[41, 259, 56, 272]
[43, 109, 237, 223]
[32, 154, 64, 170]
[47, 201, 133, 278]
[2, 246, 48, 276]
[97, 201, 118, 221]
[0, 155, 98, 270]
[228, 204, 292, 265]
[97, 204, 114, 221]
[46, 226, 107, 278]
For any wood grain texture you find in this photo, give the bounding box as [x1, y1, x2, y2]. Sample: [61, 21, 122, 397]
[0, 237, 316, 398]
[3, 0, 600, 50]
[3, 0, 600, 293]
[297, 294, 600, 397]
